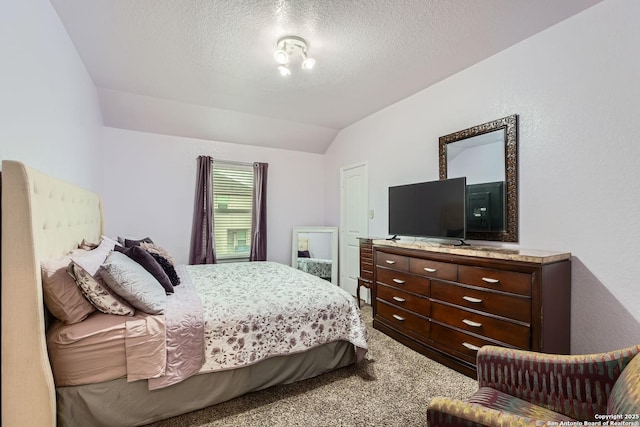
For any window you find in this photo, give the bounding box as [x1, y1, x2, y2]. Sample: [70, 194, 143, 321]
[212, 162, 253, 261]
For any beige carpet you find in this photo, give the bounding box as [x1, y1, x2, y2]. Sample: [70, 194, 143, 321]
[147, 305, 477, 427]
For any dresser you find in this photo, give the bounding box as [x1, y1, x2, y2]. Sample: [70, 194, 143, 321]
[356, 238, 374, 307]
[371, 241, 571, 377]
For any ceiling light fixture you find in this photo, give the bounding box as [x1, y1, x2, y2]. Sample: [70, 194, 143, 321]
[274, 35, 316, 76]
[301, 51, 315, 70]
[274, 49, 288, 65]
[277, 64, 291, 76]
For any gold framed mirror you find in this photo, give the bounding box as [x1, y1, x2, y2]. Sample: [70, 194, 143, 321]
[439, 114, 518, 242]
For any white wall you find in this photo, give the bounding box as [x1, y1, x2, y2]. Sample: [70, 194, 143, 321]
[325, 0, 640, 354]
[100, 127, 326, 266]
[0, 0, 102, 188]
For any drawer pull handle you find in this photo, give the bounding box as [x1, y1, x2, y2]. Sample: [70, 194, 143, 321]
[462, 342, 481, 351]
[423, 267, 437, 273]
[482, 277, 500, 284]
[385, 260, 396, 264]
[392, 278, 406, 284]
[463, 296, 483, 303]
[392, 296, 406, 303]
[392, 314, 406, 321]
[462, 319, 482, 328]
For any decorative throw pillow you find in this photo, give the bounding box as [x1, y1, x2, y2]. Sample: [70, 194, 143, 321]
[298, 250, 311, 258]
[140, 242, 175, 266]
[78, 239, 99, 251]
[114, 245, 174, 294]
[71, 238, 114, 276]
[101, 235, 123, 248]
[607, 353, 640, 416]
[41, 254, 95, 324]
[124, 237, 154, 248]
[147, 252, 181, 287]
[100, 251, 167, 315]
[70, 262, 135, 316]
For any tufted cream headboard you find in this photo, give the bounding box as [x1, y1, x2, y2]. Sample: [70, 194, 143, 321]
[1, 160, 104, 426]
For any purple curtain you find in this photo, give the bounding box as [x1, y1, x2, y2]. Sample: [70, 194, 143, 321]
[189, 156, 216, 265]
[249, 162, 268, 261]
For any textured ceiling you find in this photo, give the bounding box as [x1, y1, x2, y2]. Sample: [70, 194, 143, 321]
[50, 0, 603, 153]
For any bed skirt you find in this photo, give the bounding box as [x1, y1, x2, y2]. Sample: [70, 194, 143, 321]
[56, 340, 356, 427]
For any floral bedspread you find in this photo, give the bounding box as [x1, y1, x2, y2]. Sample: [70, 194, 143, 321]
[185, 261, 368, 373]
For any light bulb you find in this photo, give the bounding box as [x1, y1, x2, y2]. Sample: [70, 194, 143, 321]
[300, 50, 315, 70]
[274, 50, 288, 65]
[278, 64, 291, 76]
[301, 57, 315, 70]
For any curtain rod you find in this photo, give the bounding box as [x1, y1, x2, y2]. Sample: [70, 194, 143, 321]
[208, 158, 254, 167]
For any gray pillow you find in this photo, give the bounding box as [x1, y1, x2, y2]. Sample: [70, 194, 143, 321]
[100, 251, 167, 315]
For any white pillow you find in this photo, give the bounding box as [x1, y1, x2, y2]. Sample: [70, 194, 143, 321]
[101, 235, 123, 247]
[71, 238, 114, 276]
[100, 251, 167, 315]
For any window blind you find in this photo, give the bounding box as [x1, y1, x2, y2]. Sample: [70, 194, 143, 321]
[212, 162, 253, 260]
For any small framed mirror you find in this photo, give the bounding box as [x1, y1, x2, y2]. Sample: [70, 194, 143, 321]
[439, 114, 518, 242]
[291, 226, 339, 285]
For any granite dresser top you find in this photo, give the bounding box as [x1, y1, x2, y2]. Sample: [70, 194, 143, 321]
[372, 239, 571, 264]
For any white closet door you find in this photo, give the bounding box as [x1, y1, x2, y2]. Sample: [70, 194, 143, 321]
[340, 162, 368, 300]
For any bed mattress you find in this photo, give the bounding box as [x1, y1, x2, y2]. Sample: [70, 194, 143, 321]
[47, 310, 164, 386]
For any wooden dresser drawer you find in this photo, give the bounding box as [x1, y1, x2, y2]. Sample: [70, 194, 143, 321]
[376, 268, 430, 296]
[361, 258, 373, 277]
[431, 281, 531, 323]
[375, 252, 409, 271]
[377, 301, 430, 338]
[431, 301, 530, 348]
[458, 265, 531, 296]
[410, 258, 457, 281]
[377, 284, 430, 317]
[430, 323, 497, 364]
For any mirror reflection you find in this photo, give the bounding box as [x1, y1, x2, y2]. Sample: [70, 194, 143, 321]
[439, 114, 518, 242]
[446, 129, 506, 233]
[291, 227, 339, 285]
[446, 129, 505, 184]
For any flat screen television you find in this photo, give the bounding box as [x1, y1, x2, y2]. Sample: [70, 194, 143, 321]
[388, 177, 466, 241]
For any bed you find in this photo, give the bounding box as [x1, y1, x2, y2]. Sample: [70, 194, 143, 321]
[1, 160, 368, 427]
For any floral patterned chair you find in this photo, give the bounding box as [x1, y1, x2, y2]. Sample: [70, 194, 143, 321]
[427, 344, 640, 426]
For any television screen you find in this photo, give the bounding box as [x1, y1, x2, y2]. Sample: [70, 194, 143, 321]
[388, 177, 466, 240]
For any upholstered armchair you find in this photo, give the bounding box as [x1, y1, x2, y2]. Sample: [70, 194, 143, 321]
[427, 344, 640, 427]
